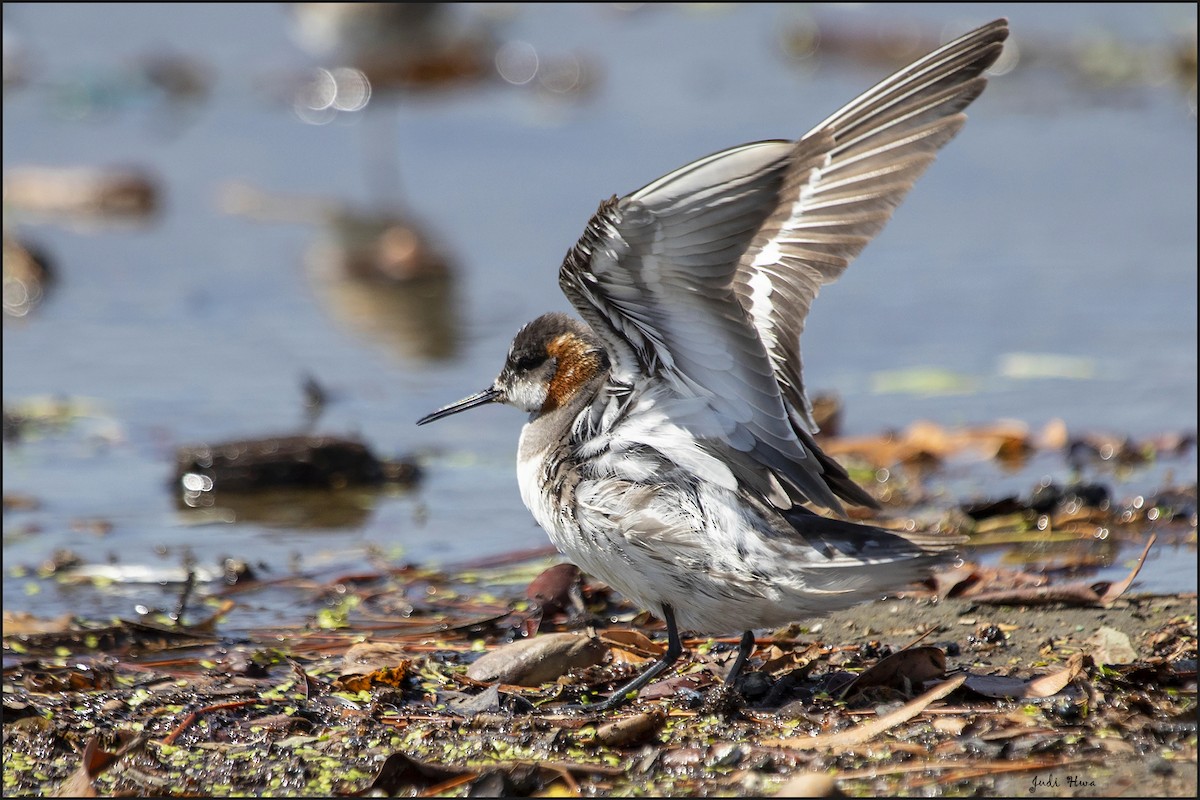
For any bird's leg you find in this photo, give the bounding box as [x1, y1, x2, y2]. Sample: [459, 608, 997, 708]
[724, 629, 757, 687]
[573, 604, 684, 712]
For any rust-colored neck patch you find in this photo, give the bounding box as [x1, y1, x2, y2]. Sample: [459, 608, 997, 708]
[543, 332, 604, 413]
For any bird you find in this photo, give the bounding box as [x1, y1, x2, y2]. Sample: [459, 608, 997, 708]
[418, 18, 1008, 710]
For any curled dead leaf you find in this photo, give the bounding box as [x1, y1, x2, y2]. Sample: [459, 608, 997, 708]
[840, 646, 946, 698]
[53, 734, 141, 798]
[963, 653, 1089, 699]
[599, 628, 665, 659]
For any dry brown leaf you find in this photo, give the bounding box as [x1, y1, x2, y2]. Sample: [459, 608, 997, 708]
[466, 633, 607, 687]
[1086, 626, 1137, 665]
[1025, 653, 1087, 697]
[608, 646, 653, 667]
[931, 716, 968, 735]
[761, 642, 824, 675]
[840, 646, 946, 697]
[826, 419, 1040, 468]
[971, 583, 1104, 607]
[335, 663, 410, 692]
[594, 708, 666, 747]
[964, 653, 1087, 699]
[599, 628, 664, 657]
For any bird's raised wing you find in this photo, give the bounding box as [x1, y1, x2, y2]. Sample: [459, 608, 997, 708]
[559, 19, 1008, 513]
[735, 18, 1008, 435]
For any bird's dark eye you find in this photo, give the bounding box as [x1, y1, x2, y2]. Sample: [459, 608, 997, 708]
[513, 353, 548, 372]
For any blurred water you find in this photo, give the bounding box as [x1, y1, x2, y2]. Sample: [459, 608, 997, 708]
[3, 4, 1196, 624]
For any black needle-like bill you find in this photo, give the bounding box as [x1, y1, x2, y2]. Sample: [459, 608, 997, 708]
[416, 388, 502, 425]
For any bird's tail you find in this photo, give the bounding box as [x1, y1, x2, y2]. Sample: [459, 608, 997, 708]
[780, 506, 963, 606]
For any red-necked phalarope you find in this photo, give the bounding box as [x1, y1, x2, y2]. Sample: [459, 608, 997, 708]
[419, 19, 1008, 710]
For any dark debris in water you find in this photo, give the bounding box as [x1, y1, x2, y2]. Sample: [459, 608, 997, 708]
[174, 434, 420, 493]
[173, 434, 421, 525]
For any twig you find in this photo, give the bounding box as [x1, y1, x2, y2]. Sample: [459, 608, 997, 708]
[761, 673, 966, 750]
[160, 699, 261, 746]
[1099, 533, 1157, 605]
